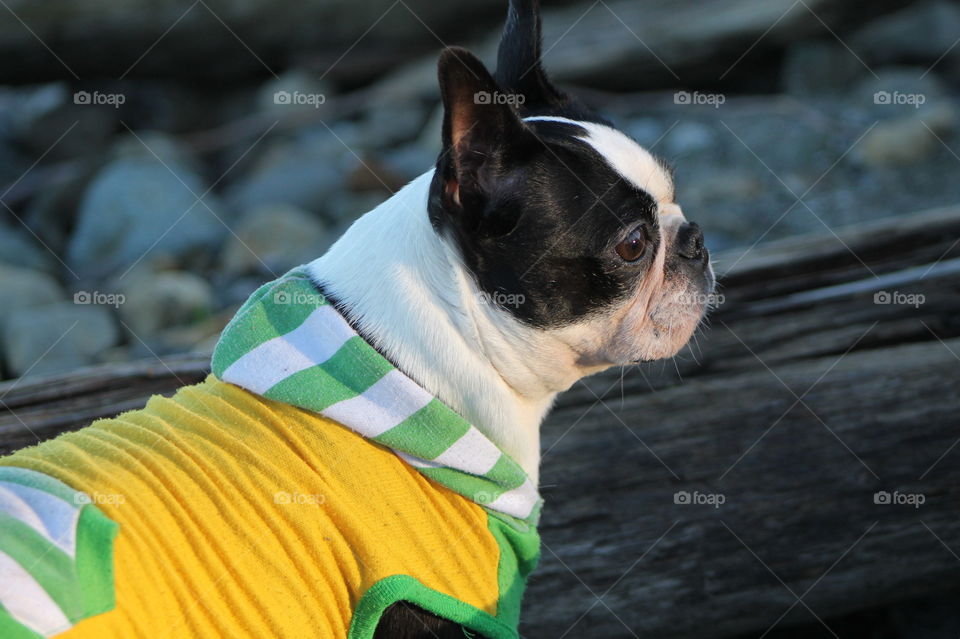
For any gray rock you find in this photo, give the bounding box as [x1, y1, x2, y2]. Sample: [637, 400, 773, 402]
[3, 302, 118, 378]
[222, 276, 272, 309]
[22, 161, 99, 256]
[380, 145, 439, 181]
[623, 118, 667, 148]
[922, 101, 960, 137]
[111, 130, 203, 174]
[660, 90, 960, 248]
[678, 170, 768, 246]
[149, 316, 225, 356]
[850, 68, 960, 167]
[859, 66, 947, 95]
[325, 192, 389, 225]
[224, 135, 349, 215]
[366, 57, 441, 107]
[0, 142, 26, 187]
[220, 204, 333, 277]
[67, 142, 225, 281]
[680, 170, 763, 208]
[344, 154, 407, 194]
[0, 85, 58, 183]
[0, 228, 57, 273]
[0, 265, 65, 330]
[116, 83, 229, 135]
[852, 1, 960, 67]
[302, 121, 368, 155]
[665, 122, 716, 157]
[414, 104, 444, 157]
[0, 82, 115, 160]
[782, 39, 865, 96]
[0, 83, 69, 141]
[856, 102, 958, 167]
[256, 69, 332, 117]
[855, 67, 948, 118]
[118, 270, 213, 336]
[360, 99, 430, 149]
[377, 104, 443, 180]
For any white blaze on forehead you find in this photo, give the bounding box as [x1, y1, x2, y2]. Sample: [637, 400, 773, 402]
[524, 116, 674, 203]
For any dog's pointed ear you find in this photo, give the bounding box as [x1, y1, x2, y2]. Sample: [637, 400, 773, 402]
[495, 0, 569, 112]
[437, 46, 530, 220]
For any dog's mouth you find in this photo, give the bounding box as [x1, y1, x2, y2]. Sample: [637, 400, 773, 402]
[627, 273, 717, 364]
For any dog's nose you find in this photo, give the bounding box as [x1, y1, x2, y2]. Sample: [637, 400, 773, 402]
[675, 222, 705, 260]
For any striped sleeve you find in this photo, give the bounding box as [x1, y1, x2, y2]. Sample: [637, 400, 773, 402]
[0, 467, 119, 638]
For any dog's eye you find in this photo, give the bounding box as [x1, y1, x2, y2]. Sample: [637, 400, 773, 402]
[615, 226, 648, 262]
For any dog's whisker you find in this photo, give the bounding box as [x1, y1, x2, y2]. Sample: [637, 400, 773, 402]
[620, 364, 627, 409]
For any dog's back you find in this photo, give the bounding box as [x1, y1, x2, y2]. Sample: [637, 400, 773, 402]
[1, 377, 532, 638]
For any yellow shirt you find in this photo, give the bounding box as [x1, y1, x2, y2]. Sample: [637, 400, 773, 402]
[0, 377, 538, 638]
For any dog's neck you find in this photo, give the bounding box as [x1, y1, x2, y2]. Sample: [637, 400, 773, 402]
[309, 171, 585, 484]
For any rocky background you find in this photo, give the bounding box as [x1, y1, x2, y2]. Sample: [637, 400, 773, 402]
[1, 0, 959, 636]
[2, 0, 959, 380]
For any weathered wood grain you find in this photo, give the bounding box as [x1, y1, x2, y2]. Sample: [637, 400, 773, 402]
[0, 354, 208, 454]
[528, 338, 960, 638]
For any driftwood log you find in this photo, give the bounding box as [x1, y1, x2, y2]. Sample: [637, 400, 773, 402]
[2, 206, 959, 638]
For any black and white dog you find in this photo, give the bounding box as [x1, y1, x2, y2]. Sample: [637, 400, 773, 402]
[319, 0, 713, 488]
[0, 3, 713, 639]
[319, 1, 714, 635]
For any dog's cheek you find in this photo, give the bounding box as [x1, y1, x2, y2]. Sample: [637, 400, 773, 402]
[649, 277, 708, 354]
[608, 275, 706, 363]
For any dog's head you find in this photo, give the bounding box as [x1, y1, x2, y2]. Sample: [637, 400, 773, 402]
[428, 0, 714, 374]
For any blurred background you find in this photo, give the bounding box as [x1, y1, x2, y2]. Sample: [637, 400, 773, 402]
[1, 0, 958, 379]
[1, 1, 959, 637]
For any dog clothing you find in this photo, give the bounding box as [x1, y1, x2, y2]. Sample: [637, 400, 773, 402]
[0, 267, 541, 638]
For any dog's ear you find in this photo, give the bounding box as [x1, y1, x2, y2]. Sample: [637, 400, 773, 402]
[495, 0, 570, 113]
[436, 46, 531, 228]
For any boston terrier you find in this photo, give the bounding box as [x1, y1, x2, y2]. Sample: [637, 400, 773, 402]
[324, 0, 715, 635]
[317, 1, 713, 490]
[0, 1, 712, 638]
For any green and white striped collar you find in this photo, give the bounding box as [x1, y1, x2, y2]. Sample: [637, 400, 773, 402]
[212, 267, 541, 525]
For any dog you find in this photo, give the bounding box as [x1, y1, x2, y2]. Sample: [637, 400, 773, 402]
[0, 1, 713, 637]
